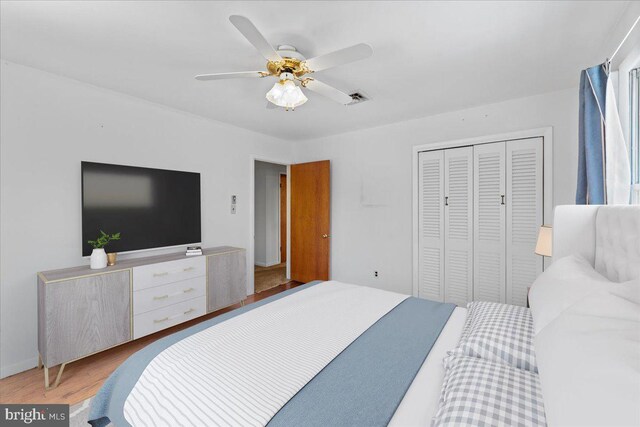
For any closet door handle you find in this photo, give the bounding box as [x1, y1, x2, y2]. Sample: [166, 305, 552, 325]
[501, 195, 505, 205]
[445, 196, 449, 206]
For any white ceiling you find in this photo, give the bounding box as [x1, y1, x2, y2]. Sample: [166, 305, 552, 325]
[0, 1, 633, 141]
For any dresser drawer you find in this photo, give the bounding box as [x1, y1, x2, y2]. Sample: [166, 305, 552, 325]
[134, 276, 206, 315]
[133, 296, 206, 339]
[133, 257, 205, 291]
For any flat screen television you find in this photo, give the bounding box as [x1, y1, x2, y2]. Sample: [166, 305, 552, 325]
[81, 162, 201, 256]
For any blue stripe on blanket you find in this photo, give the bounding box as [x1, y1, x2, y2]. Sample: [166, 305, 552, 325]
[268, 297, 455, 427]
[89, 283, 454, 427]
[89, 281, 323, 427]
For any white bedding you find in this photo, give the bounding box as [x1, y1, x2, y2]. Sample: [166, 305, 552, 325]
[535, 283, 640, 426]
[123, 281, 408, 427]
[389, 307, 467, 426]
[528, 254, 613, 334]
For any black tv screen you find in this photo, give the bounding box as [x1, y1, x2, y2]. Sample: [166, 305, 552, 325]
[81, 162, 201, 256]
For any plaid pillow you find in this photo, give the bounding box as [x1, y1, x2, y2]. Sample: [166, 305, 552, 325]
[432, 355, 546, 427]
[453, 301, 537, 372]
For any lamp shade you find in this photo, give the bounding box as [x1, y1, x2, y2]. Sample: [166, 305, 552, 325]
[266, 79, 308, 109]
[534, 225, 552, 257]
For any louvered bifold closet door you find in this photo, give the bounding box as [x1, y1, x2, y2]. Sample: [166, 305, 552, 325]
[418, 150, 445, 301]
[473, 142, 506, 303]
[444, 147, 473, 305]
[506, 138, 543, 306]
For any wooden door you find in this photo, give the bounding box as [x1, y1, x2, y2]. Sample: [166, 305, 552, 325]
[290, 160, 330, 283]
[280, 174, 287, 263]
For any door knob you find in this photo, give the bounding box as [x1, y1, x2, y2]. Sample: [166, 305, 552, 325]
[322, 234, 330, 238]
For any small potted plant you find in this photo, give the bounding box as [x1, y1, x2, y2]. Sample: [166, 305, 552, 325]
[88, 231, 121, 269]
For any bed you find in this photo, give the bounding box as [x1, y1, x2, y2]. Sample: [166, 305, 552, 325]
[89, 205, 640, 427]
[89, 281, 466, 426]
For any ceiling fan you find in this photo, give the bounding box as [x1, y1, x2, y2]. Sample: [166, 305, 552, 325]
[195, 15, 373, 110]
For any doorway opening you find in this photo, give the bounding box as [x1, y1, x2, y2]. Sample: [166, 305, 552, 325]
[254, 161, 289, 293]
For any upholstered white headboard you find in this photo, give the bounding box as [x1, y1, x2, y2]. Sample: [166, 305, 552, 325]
[553, 205, 640, 282]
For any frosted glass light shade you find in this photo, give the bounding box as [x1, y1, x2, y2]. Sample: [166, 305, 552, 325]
[535, 225, 552, 257]
[266, 80, 308, 109]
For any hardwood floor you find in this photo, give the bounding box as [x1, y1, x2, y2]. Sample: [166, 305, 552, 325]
[0, 281, 302, 405]
[254, 263, 287, 293]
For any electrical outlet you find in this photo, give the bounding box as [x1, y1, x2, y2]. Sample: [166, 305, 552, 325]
[231, 195, 237, 204]
[231, 205, 236, 214]
[374, 271, 378, 278]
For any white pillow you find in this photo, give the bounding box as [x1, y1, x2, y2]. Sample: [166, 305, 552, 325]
[534, 282, 640, 427]
[528, 255, 612, 334]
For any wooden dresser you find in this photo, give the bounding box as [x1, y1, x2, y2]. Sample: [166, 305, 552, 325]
[37, 246, 246, 389]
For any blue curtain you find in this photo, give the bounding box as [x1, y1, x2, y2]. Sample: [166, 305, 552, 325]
[576, 63, 608, 204]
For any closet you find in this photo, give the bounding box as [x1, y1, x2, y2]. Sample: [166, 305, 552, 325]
[418, 137, 543, 307]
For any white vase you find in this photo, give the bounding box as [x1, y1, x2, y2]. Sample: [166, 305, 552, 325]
[90, 248, 108, 269]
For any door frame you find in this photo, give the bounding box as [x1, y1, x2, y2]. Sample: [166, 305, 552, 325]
[411, 127, 553, 297]
[249, 156, 291, 296]
[279, 173, 287, 264]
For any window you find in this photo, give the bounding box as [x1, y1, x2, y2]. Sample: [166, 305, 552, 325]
[631, 67, 640, 204]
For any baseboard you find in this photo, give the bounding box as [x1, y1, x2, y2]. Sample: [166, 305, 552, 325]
[1, 356, 38, 379]
[256, 262, 282, 268]
[264, 262, 281, 267]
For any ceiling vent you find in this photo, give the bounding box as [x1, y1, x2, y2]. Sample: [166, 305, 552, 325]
[348, 92, 369, 105]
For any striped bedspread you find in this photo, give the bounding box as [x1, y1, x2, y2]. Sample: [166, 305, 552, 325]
[123, 282, 407, 426]
[89, 281, 455, 427]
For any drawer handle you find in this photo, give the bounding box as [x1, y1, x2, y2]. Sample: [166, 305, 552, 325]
[153, 308, 196, 324]
[153, 288, 195, 301]
[153, 266, 196, 277]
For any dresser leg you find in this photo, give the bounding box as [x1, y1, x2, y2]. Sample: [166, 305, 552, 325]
[37, 354, 43, 369]
[44, 363, 66, 390]
[44, 366, 50, 389]
[240, 300, 245, 307]
[52, 363, 66, 389]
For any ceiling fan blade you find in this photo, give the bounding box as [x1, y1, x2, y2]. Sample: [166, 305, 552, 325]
[303, 43, 373, 72]
[195, 71, 267, 81]
[303, 79, 353, 105]
[229, 15, 282, 63]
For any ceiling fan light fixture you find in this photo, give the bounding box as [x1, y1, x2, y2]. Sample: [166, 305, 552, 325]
[266, 79, 308, 110]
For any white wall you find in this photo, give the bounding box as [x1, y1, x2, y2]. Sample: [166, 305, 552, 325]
[0, 60, 581, 377]
[254, 161, 286, 267]
[293, 89, 578, 296]
[0, 61, 293, 377]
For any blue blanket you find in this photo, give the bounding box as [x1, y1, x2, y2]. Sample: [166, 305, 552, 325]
[89, 282, 454, 426]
